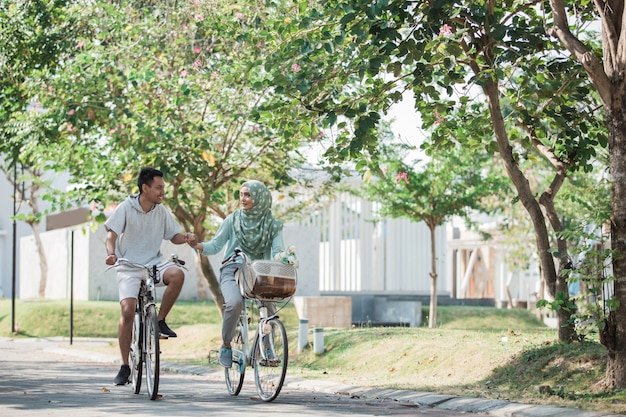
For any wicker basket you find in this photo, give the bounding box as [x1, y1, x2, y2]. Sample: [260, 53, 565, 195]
[236, 259, 297, 301]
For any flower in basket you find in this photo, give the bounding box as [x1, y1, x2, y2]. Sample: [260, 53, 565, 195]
[274, 245, 299, 268]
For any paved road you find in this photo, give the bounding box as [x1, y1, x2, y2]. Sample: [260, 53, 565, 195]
[0, 337, 619, 417]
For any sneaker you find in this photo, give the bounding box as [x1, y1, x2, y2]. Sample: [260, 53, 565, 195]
[159, 319, 177, 338]
[261, 349, 280, 367]
[219, 346, 232, 368]
[114, 365, 131, 385]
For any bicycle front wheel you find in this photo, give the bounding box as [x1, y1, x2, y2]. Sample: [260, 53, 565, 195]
[130, 309, 143, 394]
[144, 305, 160, 400]
[253, 318, 288, 402]
[225, 317, 246, 396]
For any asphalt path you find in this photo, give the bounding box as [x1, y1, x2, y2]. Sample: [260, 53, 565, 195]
[0, 337, 619, 417]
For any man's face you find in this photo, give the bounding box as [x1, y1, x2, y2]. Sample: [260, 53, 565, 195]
[143, 176, 165, 204]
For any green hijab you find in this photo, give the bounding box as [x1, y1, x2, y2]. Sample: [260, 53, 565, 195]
[232, 180, 283, 259]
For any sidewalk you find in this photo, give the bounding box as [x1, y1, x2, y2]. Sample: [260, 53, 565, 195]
[36, 337, 624, 417]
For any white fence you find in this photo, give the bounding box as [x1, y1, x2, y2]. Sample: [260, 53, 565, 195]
[296, 192, 447, 294]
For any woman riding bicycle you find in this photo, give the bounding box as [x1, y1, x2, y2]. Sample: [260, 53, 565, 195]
[188, 180, 284, 368]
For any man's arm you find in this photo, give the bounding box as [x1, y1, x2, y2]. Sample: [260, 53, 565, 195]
[105, 229, 118, 265]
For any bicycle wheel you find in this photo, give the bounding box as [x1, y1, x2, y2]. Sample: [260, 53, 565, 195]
[144, 304, 160, 400]
[225, 317, 246, 396]
[253, 318, 288, 402]
[129, 309, 143, 394]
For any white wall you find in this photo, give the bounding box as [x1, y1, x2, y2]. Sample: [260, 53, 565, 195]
[0, 169, 70, 301]
[18, 223, 319, 301]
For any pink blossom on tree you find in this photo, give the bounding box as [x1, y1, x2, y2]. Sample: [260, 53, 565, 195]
[439, 24, 453, 35]
[395, 171, 409, 184]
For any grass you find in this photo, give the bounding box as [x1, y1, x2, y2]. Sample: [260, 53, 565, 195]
[1, 298, 624, 414]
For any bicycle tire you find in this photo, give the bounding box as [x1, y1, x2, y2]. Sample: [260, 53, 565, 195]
[130, 309, 143, 394]
[144, 304, 160, 400]
[225, 317, 246, 396]
[253, 318, 288, 402]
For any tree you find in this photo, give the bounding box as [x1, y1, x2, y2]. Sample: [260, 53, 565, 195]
[0, 0, 78, 297]
[545, 0, 626, 388]
[257, 0, 608, 344]
[361, 138, 509, 327]
[25, 0, 316, 310]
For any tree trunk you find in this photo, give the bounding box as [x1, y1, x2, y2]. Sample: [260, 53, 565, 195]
[602, 107, 626, 387]
[428, 223, 438, 328]
[30, 221, 48, 298]
[483, 79, 575, 342]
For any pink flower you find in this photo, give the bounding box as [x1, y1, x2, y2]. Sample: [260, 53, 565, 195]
[210, 71, 219, 80]
[67, 123, 73, 132]
[68, 109, 75, 116]
[109, 128, 117, 134]
[234, 11, 244, 20]
[252, 125, 260, 132]
[395, 172, 409, 184]
[193, 46, 201, 54]
[194, 14, 204, 22]
[193, 60, 201, 69]
[439, 24, 453, 36]
[77, 41, 84, 48]
[291, 63, 301, 73]
[180, 70, 188, 77]
[434, 111, 446, 125]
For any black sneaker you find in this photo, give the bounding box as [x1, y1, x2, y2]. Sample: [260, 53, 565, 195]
[114, 365, 130, 385]
[159, 319, 177, 338]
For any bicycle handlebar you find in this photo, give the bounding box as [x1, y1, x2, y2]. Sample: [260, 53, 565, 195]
[106, 254, 187, 272]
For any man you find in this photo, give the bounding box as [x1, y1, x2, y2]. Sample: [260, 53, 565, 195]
[104, 167, 194, 385]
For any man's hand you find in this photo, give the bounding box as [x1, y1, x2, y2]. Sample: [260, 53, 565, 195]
[186, 233, 198, 247]
[183, 232, 197, 244]
[105, 254, 117, 265]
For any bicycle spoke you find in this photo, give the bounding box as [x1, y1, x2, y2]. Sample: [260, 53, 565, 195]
[254, 319, 288, 402]
[225, 318, 245, 396]
[145, 305, 160, 400]
[130, 309, 142, 394]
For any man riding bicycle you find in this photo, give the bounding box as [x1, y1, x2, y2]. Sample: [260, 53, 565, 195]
[104, 167, 195, 385]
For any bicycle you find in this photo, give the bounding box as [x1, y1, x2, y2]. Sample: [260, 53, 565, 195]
[107, 254, 187, 400]
[222, 248, 297, 402]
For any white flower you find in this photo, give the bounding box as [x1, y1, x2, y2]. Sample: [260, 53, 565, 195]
[274, 247, 298, 268]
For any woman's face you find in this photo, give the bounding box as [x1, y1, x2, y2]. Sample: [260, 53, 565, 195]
[240, 186, 254, 211]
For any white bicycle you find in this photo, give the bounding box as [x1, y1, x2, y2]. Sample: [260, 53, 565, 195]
[223, 248, 297, 402]
[107, 254, 187, 400]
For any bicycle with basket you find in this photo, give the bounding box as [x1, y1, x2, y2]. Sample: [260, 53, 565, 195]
[221, 247, 297, 402]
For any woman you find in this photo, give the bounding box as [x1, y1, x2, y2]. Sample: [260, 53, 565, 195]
[189, 180, 285, 368]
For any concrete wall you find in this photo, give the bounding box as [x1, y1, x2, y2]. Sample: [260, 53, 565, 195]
[18, 223, 320, 301]
[1, 170, 70, 301]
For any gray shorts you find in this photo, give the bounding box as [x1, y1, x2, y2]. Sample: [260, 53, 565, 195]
[116, 264, 182, 301]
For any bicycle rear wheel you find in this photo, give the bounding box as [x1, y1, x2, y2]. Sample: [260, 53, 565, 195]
[130, 309, 143, 394]
[253, 318, 288, 402]
[144, 305, 160, 400]
[225, 317, 245, 396]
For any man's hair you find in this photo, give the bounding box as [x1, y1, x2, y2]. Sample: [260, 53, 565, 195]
[137, 167, 163, 193]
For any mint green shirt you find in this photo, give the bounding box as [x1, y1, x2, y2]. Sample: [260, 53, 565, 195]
[201, 214, 285, 266]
